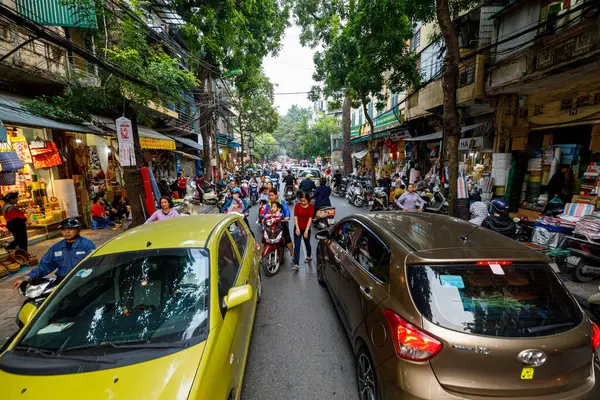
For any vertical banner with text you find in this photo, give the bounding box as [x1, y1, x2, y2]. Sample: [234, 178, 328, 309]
[115, 116, 136, 166]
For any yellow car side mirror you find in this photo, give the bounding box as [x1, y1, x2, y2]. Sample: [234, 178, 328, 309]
[224, 285, 253, 310]
[18, 302, 38, 326]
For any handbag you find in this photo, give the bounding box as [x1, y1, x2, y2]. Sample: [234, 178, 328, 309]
[0, 171, 16, 185]
[0, 142, 24, 172]
[32, 141, 62, 169]
[29, 139, 53, 156]
[10, 136, 32, 163]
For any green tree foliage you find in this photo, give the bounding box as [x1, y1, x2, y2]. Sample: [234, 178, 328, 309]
[301, 115, 337, 159]
[254, 133, 280, 160]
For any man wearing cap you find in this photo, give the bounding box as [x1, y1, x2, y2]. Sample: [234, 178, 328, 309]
[13, 218, 96, 288]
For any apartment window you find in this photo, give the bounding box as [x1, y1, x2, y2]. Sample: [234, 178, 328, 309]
[576, 95, 590, 107]
[410, 28, 421, 52]
[358, 108, 363, 125]
[368, 102, 373, 118]
[351, 111, 356, 127]
[391, 94, 399, 107]
[458, 66, 475, 88]
[560, 98, 573, 110]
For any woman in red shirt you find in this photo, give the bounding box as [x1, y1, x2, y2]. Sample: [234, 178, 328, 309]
[1, 192, 28, 251]
[293, 191, 314, 271]
[177, 171, 187, 199]
[92, 195, 121, 230]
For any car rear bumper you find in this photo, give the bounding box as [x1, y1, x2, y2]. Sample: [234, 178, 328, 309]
[377, 357, 600, 399]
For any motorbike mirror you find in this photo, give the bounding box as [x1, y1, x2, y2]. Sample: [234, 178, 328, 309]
[18, 302, 38, 327]
[315, 230, 330, 240]
[224, 284, 253, 310]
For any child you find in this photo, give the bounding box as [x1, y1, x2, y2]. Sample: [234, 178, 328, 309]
[259, 186, 269, 202]
[227, 197, 245, 214]
[260, 201, 282, 255]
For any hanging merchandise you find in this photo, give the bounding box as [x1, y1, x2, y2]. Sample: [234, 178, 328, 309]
[32, 141, 63, 169]
[10, 136, 32, 164]
[116, 116, 136, 166]
[0, 171, 16, 185]
[29, 139, 54, 156]
[0, 141, 24, 171]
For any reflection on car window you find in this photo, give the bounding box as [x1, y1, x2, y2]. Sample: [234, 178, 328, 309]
[19, 249, 210, 352]
[352, 231, 390, 282]
[407, 264, 582, 338]
[229, 221, 248, 257]
[218, 234, 241, 316]
[333, 221, 361, 252]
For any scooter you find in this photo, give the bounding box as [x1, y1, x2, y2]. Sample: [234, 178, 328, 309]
[284, 185, 296, 204]
[261, 217, 285, 276]
[561, 235, 600, 283]
[174, 198, 199, 216]
[370, 186, 389, 211]
[203, 185, 219, 205]
[424, 186, 449, 214]
[313, 206, 336, 230]
[16, 277, 60, 328]
[346, 179, 367, 207]
[249, 183, 259, 205]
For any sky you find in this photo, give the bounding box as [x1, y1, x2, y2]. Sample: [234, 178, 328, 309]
[263, 24, 317, 115]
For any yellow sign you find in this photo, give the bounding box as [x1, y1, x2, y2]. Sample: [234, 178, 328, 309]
[139, 137, 175, 150]
[521, 367, 534, 380]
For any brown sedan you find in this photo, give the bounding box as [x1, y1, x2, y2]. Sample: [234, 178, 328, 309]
[315, 212, 600, 400]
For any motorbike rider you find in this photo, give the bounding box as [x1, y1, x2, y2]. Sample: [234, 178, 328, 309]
[395, 183, 425, 211]
[312, 177, 332, 216]
[333, 170, 342, 192]
[270, 169, 281, 191]
[481, 198, 516, 238]
[469, 201, 489, 226]
[13, 218, 96, 289]
[223, 188, 253, 233]
[299, 174, 316, 193]
[263, 188, 294, 258]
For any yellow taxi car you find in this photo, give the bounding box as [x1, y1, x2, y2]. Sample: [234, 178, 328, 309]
[0, 214, 261, 400]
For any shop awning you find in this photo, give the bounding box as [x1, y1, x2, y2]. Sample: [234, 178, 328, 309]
[352, 149, 370, 159]
[0, 93, 103, 134]
[171, 150, 201, 160]
[103, 122, 176, 150]
[170, 135, 203, 151]
[404, 123, 486, 142]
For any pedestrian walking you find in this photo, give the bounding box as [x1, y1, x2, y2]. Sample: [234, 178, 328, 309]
[1, 192, 28, 252]
[293, 192, 314, 271]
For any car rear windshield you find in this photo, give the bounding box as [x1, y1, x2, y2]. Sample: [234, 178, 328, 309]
[407, 264, 582, 338]
[19, 248, 210, 352]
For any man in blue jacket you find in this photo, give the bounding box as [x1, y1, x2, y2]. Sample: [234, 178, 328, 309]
[263, 188, 293, 257]
[13, 218, 96, 288]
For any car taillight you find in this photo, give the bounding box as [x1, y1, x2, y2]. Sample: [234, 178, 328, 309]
[591, 322, 600, 352]
[475, 261, 513, 266]
[382, 309, 442, 361]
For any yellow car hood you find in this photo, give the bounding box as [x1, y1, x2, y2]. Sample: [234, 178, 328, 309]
[0, 342, 206, 400]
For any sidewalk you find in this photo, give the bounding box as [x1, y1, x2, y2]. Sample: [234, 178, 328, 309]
[0, 204, 216, 345]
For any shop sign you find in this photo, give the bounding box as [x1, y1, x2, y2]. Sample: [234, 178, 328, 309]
[116, 117, 136, 166]
[459, 136, 484, 151]
[389, 127, 413, 141]
[139, 137, 176, 150]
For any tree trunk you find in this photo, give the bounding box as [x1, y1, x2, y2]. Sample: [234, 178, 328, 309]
[122, 108, 147, 228]
[437, 0, 461, 216]
[363, 101, 376, 183]
[200, 121, 212, 180]
[342, 95, 352, 175]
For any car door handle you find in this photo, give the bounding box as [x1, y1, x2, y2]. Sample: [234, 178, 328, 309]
[359, 286, 372, 300]
[333, 254, 341, 263]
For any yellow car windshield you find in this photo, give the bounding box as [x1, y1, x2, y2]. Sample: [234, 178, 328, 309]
[19, 248, 210, 354]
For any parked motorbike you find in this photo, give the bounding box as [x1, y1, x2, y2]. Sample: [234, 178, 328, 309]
[424, 186, 449, 214]
[313, 206, 336, 230]
[346, 178, 368, 207]
[16, 277, 60, 328]
[370, 186, 389, 211]
[202, 185, 219, 205]
[261, 217, 285, 276]
[174, 198, 199, 216]
[562, 235, 600, 283]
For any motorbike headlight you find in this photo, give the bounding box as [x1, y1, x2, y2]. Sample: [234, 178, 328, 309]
[25, 284, 47, 298]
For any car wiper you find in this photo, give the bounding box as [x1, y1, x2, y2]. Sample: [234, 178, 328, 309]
[58, 340, 188, 353]
[524, 322, 575, 335]
[12, 345, 116, 364]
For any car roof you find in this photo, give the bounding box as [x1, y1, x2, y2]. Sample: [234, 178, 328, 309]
[94, 214, 239, 256]
[354, 212, 547, 264]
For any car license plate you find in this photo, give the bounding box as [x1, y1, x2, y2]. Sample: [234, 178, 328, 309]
[549, 262, 560, 273]
[368, 201, 374, 205]
[327, 219, 335, 226]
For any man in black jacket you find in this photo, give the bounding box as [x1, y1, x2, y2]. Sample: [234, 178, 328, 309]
[481, 198, 516, 238]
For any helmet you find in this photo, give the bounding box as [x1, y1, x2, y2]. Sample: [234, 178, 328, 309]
[305, 174, 312, 179]
[60, 218, 82, 229]
[231, 188, 242, 194]
[490, 198, 509, 213]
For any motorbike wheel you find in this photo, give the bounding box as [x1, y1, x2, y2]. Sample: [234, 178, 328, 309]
[573, 259, 595, 283]
[354, 197, 364, 207]
[441, 205, 449, 215]
[262, 250, 280, 277]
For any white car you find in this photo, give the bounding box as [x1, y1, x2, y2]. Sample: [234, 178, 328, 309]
[298, 168, 322, 186]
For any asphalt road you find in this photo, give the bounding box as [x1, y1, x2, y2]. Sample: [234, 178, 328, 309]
[241, 191, 361, 400]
